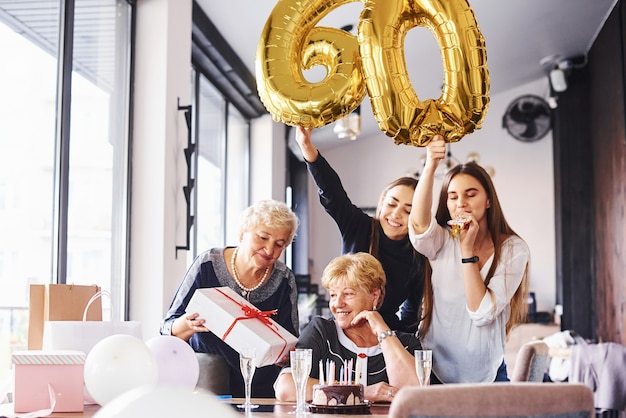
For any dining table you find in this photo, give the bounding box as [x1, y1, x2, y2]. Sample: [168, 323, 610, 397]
[15, 397, 391, 417]
[227, 398, 390, 417]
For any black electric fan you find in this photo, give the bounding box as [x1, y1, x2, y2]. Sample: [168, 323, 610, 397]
[502, 94, 552, 142]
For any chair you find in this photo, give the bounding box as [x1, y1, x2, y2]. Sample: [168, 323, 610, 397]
[511, 339, 550, 382]
[195, 353, 230, 395]
[388, 382, 595, 418]
[570, 342, 626, 414]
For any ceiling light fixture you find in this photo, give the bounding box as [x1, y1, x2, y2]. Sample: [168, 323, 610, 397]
[408, 145, 495, 179]
[333, 105, 361, 141]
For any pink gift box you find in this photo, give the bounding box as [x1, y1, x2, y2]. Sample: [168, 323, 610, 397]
[186, 286, 298, 367]
[12, 350, 86, 413]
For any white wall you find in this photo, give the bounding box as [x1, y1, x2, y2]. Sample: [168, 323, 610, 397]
[306, 77, 556, 313]
[130, 0, 192, 340]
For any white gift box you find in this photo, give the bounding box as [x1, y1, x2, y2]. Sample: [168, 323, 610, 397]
[186, 287, 297, 367]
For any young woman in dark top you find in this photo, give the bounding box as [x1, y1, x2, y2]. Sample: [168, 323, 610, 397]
[295, 127, 426, 333]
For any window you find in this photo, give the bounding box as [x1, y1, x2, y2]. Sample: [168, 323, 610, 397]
[224, 105, 249, 243]
[189, 71, 250, 261]
[0, 0, 132, 379]
[187, 2, 266, 258]
[194, 75, 226, 255]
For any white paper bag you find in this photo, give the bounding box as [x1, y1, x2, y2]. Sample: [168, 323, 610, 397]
[42, 321, 142, 354]
[42, 290, 142, 354]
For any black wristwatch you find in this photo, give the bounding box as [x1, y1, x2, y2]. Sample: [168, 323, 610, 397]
[461, 255, 479, 263]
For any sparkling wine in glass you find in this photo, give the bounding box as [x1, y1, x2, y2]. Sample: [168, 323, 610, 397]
[415, 349, 432, 386]
[447, 218, 470, 238]
[290, 348, 312, 414]
[238, 347, 259, 411]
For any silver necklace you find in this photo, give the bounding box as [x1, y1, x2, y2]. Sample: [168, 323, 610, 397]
[230, 247, 270, 299]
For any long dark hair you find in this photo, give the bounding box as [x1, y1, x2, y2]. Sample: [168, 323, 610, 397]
[419, 162, 529, 338]
[370, 177, 426, 331]
[369, 177, 418, 257]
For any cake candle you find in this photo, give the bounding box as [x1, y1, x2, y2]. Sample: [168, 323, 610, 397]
[319, 359, 324, 385]
[327, 359, 331, 384]
[348, 358, 353, 385]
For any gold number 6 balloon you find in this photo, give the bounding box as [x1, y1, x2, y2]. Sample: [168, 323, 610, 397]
[256, 0, 366, 128]
[359, 0, 489, 146]
[256, 0, 489, 146]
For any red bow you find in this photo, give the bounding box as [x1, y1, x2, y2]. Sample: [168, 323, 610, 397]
[222, 304, 278, 339]
[216, 288, 289, 363]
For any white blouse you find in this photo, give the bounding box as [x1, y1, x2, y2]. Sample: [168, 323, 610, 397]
[409, 218, 530, 383]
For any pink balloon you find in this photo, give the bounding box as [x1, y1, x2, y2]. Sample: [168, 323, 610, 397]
[145, 335, 199, 389]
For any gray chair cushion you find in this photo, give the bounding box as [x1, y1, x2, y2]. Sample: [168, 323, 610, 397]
[195, 353, 230, 395]
[389, 382, 595, 418]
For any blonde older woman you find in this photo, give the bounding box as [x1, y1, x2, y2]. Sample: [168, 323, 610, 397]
[274, 252, 420, 403]
[161, 199, 300, 398]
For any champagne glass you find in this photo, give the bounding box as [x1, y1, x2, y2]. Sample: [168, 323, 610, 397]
[289, 348, 312, 414]
[447, 218, 470, 238]
[238, 347, 259, 411]
[415, 349, 432, 386]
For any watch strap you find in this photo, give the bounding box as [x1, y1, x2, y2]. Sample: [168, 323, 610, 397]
[462, 255, 479, 263]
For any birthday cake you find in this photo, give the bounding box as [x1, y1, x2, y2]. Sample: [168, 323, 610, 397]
[312, 383, 364, 406]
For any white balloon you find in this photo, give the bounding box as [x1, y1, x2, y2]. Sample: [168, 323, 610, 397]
[145, 335, 199, 389]
[84, 334, 158, 406]
[93, 385, 239, 418]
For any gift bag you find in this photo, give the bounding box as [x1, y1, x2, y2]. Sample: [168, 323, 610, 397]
[28, 284, 102, 350]
[42, 290, 142, 354]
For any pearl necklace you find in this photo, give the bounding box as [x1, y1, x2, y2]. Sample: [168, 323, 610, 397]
[230, 247, 270, 299]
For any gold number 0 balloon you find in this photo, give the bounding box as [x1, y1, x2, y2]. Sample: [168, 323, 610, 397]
[256, 0, 366, 128]
[359, 0, 490, 146]
[256, 0, 489, 145]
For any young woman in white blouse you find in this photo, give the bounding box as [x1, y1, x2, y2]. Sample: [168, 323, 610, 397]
[409, 135, 530, 383]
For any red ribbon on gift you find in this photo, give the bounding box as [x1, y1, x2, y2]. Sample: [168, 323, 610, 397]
[216, 288, 290, 363]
